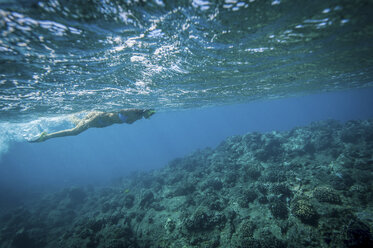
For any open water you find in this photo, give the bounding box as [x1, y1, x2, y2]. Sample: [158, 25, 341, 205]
[0, 1, 373, 247]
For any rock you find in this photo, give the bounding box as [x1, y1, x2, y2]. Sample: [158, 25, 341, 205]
[172, 183, 196, 196]
[164, 218, 176, 233]
[270, 200, 289, 220]
[11, 228, 38, 248]
[231, 219, 260, 247]
[238, 189, 258, 208]
[202, 178, 223, 191]
[344, 220, 373, 247]
[271, 183, 293, 199]
[262, 169, 287, 183]
[123, 194, 135, 208]
[255, 134, 284, 162]
[185, 207, 226, 232]
[242, 164, 262, 181]
[139, 190, 154, 209]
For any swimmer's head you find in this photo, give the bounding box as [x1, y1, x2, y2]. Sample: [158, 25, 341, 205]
[144, 109, 155, 119]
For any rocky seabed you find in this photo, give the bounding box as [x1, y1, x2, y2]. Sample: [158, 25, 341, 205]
[1, 120, 373, 248]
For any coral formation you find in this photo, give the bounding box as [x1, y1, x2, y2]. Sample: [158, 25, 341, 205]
[313, 186, 342, 204]
[292, 199, 319, 226]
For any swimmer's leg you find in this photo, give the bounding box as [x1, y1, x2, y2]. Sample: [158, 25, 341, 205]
[69, 115, 82, 126]
[29, 123, 89, 143]
[69, 111, 98, 125]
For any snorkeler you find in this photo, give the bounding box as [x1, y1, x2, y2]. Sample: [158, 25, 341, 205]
[29, 109, 155, 143]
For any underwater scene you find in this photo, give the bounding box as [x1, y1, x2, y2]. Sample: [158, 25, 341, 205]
[1, 0, 373, 247]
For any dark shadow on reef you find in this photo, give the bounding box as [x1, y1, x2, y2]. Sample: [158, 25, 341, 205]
[1, 119, 373, 248]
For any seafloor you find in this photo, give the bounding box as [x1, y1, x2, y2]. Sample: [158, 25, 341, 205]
[1, 120, 373, 248]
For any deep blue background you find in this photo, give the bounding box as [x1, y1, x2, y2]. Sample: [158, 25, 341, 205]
[1, 87, 373, 209]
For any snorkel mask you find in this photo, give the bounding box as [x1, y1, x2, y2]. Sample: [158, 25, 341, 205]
[144, 109, 156, 119]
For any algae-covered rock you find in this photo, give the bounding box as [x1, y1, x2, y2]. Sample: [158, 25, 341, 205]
[207, 194, 227, 211]
[344, 220, 373, 247]
[185, 207, 226, 232]
[242, 163, 262, 181]
[271, 183, 292, 199]
[201, 178, 223, 191]
[224, 171, 238, 186]
[139, 190, 154, 209]
[262, 169, 287, 183]
[123, 194, 135, 208]
[11, 228, 39, 248]
[270, 200, 289, 220]
[164, 217, 176, 234]
[231, 220, 257, 247]
[258, 195, 269, 204]
[258, 234, 286, 248]
[172, 183, 196, 196]
[238, 189, 258, 208]
[255, 134, 284, 162]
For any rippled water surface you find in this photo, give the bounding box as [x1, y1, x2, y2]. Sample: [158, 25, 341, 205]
[1, 0, 373, 122]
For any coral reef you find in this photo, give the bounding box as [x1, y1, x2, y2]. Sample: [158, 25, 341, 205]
[0, 119, 373, 248]
[313, 186, 342, 204]
[291, 199, 319, 226]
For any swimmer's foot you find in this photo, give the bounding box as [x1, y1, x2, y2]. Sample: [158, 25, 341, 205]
[29, 131, 48, 143]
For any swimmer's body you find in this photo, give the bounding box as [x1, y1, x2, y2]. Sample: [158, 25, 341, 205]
[30, 109, 155, 143]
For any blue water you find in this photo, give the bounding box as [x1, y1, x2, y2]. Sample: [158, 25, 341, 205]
[1, 87, 373, 209]
[0, 0, 373, 210]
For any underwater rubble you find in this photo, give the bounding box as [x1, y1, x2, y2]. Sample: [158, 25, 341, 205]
[1, 119, 373, 248]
